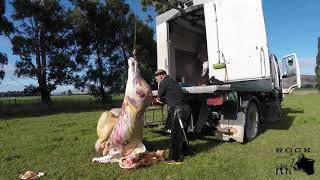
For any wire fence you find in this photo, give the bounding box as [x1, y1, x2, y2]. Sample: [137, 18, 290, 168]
[0, 96, 120, 118]
[0, 96, 167, 127]
[0, 98, 97, 106]
[0, 94, 124, 106]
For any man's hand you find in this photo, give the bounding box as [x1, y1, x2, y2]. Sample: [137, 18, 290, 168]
[152, 97, 163, 105]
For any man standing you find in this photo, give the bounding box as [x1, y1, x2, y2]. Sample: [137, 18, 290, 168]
[153, 69, 191, 164]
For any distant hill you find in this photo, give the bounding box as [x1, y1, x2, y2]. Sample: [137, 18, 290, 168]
[300, 75, 317, 87]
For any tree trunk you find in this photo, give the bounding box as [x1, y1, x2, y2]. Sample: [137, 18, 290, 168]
[36, 61, 51, 104]
[96, 50, 106, 103]
[39, 59, 51, 104]
[39, 83, 51, 104]
[38, 30, 51, 104]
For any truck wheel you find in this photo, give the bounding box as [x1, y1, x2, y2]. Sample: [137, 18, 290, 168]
[263, 101, 281, 123]
[244, 102, 260, 141]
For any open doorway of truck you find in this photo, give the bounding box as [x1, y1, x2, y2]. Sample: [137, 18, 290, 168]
[167, 6, 208, 86]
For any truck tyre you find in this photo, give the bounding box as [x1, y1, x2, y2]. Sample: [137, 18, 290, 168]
[263, 100, 281, 123]
[244, 102, 260, 141]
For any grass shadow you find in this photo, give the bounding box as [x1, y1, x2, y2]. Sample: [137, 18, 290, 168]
[0, 100, 123, 120]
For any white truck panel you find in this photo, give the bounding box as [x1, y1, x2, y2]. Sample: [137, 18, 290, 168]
[193, 0, 214, 5]
[204, 0, 270, 82]
[156, 23, 170, 74]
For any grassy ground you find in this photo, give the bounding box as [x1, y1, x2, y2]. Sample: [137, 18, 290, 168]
[0, 95, 319, 179]
[292, 88, 319, 95]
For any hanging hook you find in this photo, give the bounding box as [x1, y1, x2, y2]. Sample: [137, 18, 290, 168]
[132, 14, 137, 59]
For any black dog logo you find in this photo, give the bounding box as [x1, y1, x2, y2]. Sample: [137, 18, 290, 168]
[292, 153, 315, 175]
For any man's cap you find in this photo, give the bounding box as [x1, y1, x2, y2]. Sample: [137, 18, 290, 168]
[154, 69, 167, 76]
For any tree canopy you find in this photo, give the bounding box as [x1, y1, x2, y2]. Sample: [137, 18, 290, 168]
[72, 0, 156, 100]
[0, 0, 14, 82]
[141, 0, 180, 14]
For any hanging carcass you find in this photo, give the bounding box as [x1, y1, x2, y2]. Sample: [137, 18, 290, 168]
[92, 57, 153, 164]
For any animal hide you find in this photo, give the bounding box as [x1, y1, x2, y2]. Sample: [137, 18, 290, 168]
[93, 57, 153, 165]
[19, 171, 44, 180]
[119, 150, 165, 169]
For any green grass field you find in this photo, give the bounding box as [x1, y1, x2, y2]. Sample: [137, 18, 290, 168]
[0, 95, 319, 179]
[292, 88, 319, 95]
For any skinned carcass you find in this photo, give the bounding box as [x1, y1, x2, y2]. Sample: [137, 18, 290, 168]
[95, 108, 121, 156]
[92, 57, 153, 164]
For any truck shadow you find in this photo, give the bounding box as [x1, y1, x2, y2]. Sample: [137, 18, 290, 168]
[188, 136, 224, 154]
[259, 107, 304, 135]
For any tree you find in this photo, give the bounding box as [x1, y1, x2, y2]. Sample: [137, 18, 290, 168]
[315, 37, 320, 90]
[23, 85, 40, 96]
[0, 53, 8, 82]
[0, 0, 14, 82]
[71, 0, 121, 102]
[141, 0, 181, 14]
[9, 0, 77, 103]
[61, 91, 66, 96]
[72, 0, 156, 100]
[67, 89, 72, 96]
[109, 3, 157, 91]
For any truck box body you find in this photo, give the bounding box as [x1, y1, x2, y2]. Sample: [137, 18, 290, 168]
[156, 0, 271, 87]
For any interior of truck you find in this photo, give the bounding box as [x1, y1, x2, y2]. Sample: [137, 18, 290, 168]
[168, 7, 208, 86]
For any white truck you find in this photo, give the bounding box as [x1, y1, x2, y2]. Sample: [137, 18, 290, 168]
[154, 0, 301, 142]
